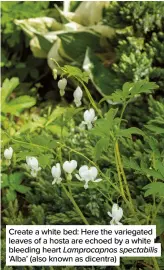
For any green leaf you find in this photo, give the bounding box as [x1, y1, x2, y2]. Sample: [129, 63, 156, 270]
[118, 127, 144, 139]
[58, 31, 101, 65]
[123, 157, 140, 170]
[6, 189, 17, 202]
[15, 16, 62, 37]
[143, 182, 164, 197]
[147, 137, 161, 158]
[3, 95, 36, 114]
[94, 138, 109, 160]
[131, 81, 158, 96]
[38, 153, 54, 168]
[83, 48, 117, 97]
[123, 157, 163, 180]
[64, 107, 84, 121]
[91, 108, 117, 137]
[14, 185, 30, 194]
[16, 151, 38, 162]
[54, 4, 70, 24]
[122, 82, 133, 97]
[9, 172, 24, 187]
[1, 77, 19, 107]
[46, 125, 68, 137]
[155, 216, 164, 235]
[46, 106, 67, 126]
[107, 80, 159, 103]
[155, 160, 164, 177]
[90, 119, 111, 137]
[36, 33, 52, 53]
[106, 108, 118, 122]
[30, 134, 56, 149]
[61, 65, 89, 83]
[145, 124, 164, 134]
[142, 168, 164, 180]
[1, 174, 9, 188]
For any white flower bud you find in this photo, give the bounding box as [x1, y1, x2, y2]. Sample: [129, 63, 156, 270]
[107, 204, 123, 225]
[51, 163, 62, 184]
[73, 86, 83, 107]
[75, 165, 102, 189]
[26, 156, 41, 177]
[53, 68, 58, 80]
[63, 160, 77, 174]
[58, 78, 67, 96]
[4, 147, 13, 160]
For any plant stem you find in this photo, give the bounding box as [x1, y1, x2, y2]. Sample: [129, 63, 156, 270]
[139, 261, 155, 270]
[152, 257, 160, 270]
[61, 183, 89, 225]
[114, 148, 126, 201]
[80, 81, 103, 118]
[119, 102, 127, 127]
[11, 138, 55, 154]
[96, 188, 113, 203]
[115, 141, 135, 214]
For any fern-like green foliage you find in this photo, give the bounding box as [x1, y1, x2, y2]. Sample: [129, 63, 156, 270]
[143, 182, 164, 197]
[3, 200, 28, 225]
[145, 96, 164, 135]
[105, 80, 158, 103]
[103, 2, 164, 33]
[103, 1, 164, 90]
[1, 172, 30, 203]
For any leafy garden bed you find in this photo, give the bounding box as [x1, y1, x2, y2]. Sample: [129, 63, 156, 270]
[1, 1, 164, 270]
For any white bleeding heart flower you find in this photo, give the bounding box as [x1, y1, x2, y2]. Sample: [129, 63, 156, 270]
[84, 108, 97, 122]
[80, 108, 97, 130]
[73, 86, 83, 107]
[107, 204, 123, 225]
[26, 156, 41, 177]
[4, 147, 13, 160]
[58, 78, 67, 96]
[51, 163, 62, 185]
[63, 160, 77, 174]
[75, 165, 102, 189]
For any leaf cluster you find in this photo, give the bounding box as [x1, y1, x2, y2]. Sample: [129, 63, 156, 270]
[1, 77, 36, 115]
[1, 172, 30, 202]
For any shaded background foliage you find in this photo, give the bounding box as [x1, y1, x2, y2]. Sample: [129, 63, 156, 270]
[1, 1, 164, 270]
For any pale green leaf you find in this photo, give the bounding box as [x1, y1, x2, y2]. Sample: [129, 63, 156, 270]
[145, 124, 164, 134]
[9, 172, 24, 186]
[155, 216, 164, 235]
[6, 189, 17, 202]
[14, 185, 31, 194]
[155, 160, 164, 177]
[143, 182, 164, 197]
[118, 127, 144, 139]
[1, 174, 9, 188]
[1, 77, 19, 107]
[2, 95, 36, 114]
[95, 138, 109, 160]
